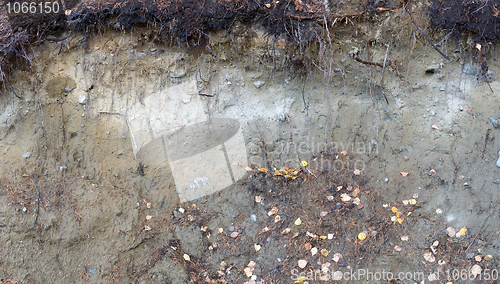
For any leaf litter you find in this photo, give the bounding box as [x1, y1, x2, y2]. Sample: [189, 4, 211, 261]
[162, 148, 499, 282]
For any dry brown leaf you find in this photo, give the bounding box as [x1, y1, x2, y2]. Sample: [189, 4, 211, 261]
[311, 247, 318, 256]
[258, 168, 268, 173]
[353, 188, 360, 197]
[298, 259, 307, 269]
[340, 193, 351, 202]
[278, 38, 286, 49]
[446, 226, 455, 237]
[423, 252, 435, 262]
[254, 244, 261, 252]
[332, 253, 342, 262]
[471, 264, 482, 277]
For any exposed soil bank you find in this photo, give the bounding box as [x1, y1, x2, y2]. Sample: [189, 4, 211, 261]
[1, 8, 500, 283]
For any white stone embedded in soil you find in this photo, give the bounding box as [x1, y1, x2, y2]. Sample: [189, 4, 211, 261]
[496, 150, 500, 167]
[251, 214, 257, 222]
[169, 71, 186, 78]
[22, 152, 32, 158]
[78, 94, 87, 104]
[253, 80, 265, 88]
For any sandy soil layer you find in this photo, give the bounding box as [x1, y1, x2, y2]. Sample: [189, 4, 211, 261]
[1, 13, 500, 283]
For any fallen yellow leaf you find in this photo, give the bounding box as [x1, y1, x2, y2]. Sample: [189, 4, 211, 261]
[295, 218, 302, 226]
[396, 212, 405, 224]
[268, 207, 278, 216]
[320, 249, 329, 256]
[459, 227, 468, 236]
[358, 232, 367, 240]
[294, 275, 307, 283]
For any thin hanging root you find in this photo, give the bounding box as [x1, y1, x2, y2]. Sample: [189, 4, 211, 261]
[407, 0, 450, 61]
[354, 57, 408, 82]
[0, 67, 22, 99]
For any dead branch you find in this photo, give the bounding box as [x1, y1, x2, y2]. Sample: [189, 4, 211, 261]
[355, 57, 409, 84]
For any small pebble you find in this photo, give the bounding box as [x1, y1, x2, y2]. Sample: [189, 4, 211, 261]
[490, 118, 500, 129]
[22, 152, 32, 158]
[384, 178, 389, 183]
[229, 226, 235, 232]
[336, 203, 342, 210]
[253, 80, 265, 88]
[251, 214, 257, 222]
[496, 151, 500, 168]
[467, 252, 475, 259]
[78, 95, 87, 105]
[230, 232, 239, 238]
[169, 71, 186, 78]
[337, 258, 348, 267]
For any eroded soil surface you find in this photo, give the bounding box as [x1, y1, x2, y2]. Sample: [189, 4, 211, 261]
[1, 9, 500, 284]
